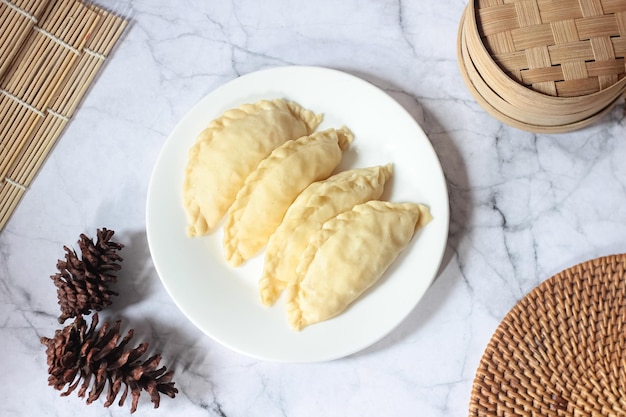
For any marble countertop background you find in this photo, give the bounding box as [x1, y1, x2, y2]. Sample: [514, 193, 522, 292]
[2, 0, 625, 416]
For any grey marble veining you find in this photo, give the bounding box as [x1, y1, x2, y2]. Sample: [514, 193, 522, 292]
[1, 0, 625, 416]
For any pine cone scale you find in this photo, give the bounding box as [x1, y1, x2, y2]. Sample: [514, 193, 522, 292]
[126, 342, 149, 364]
[104, 377, 123, 407]
[86, 362, 108, 404]
[74, 370, 91, 397]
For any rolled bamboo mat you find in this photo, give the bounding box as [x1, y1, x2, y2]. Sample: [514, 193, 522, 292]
[0, 0, 128, 231]
[457, 0, 626, 133]
[469, 254, 626, 416]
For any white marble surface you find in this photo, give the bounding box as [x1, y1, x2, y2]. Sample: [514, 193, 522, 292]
[2, 0, 626, 416]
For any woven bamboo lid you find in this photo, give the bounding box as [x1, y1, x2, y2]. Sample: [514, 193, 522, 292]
[469, 254, 626, 415]
[458, 0, 626, 133]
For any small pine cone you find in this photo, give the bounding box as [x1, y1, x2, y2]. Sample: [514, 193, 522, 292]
[40, 314, 178, 413]
[52, 228, 124, 323]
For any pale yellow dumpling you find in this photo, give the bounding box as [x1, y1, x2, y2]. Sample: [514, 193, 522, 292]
[285, 200, 432, 331]
[259, 164, 394, 306]
[183, 99, 322, 237]
[223, 127, 353, 266]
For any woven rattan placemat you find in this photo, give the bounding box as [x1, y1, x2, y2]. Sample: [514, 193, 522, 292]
[0, 0, 127, 231]
[469, 253, 626, 416]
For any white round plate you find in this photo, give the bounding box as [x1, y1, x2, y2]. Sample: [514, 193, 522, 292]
[146, 66, 449, 363]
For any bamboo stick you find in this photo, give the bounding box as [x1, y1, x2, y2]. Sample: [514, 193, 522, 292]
[0, 111, 42, 178]
[0, 180, 26, 231]
[7, 113, 67, 186]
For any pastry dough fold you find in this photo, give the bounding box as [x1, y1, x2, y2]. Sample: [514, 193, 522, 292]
[223, 127, 353, 266]
[286, 200, 432, 331]
[183, 99, 322, 236]
[259, 164, 394, 306]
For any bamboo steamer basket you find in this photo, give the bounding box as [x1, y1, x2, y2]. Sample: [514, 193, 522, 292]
[457, 0, 626, 133]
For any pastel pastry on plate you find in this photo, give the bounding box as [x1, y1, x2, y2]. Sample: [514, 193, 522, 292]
[259, 164, 394, 306]
[223, 127, 353, 266]
[285, 200, 432, 331]
[183, 99, 322, 237]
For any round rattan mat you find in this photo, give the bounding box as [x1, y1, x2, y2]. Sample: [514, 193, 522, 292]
[469, 254, 626, 416]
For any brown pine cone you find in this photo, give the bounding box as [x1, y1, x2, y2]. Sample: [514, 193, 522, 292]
[40, 314, 178, 413]
[52, 228, 124, 323]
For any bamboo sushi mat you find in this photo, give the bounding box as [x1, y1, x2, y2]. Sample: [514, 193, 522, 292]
[0, 0, 127, 231]
[469, 253, 626, 416]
